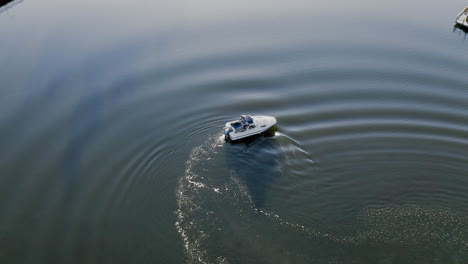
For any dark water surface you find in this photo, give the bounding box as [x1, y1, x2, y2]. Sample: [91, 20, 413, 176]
[1, 0, 467, 263]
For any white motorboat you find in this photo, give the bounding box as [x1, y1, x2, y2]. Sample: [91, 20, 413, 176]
[456, 6, 468, 28]
[224, 115, 277, 141]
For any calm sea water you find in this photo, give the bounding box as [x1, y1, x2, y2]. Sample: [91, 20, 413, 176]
[1, 0, 467, 263]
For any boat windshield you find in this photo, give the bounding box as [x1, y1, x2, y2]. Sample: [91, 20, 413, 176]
[241, 115, 253, 124]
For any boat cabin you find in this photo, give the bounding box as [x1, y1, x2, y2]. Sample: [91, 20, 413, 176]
[229, 115, 256, 132]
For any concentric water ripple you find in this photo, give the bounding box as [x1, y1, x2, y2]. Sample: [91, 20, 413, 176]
[1, 0, 467, 263]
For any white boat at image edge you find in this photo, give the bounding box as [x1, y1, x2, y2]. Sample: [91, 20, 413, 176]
[224, 115, 277, 141]
[456, 6, 468, 28]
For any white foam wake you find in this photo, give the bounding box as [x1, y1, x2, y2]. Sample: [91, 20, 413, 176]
[175, 135, 468, 263]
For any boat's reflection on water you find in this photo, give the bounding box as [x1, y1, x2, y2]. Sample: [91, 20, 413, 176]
[0, 0, 23, 13]
[453, 24, 468, 39]
[223, 126, 279, 208]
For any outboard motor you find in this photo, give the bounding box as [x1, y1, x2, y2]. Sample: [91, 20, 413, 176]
[224, 127, 233, 140]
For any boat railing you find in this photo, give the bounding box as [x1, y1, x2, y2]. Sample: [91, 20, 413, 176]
[456, 7, 468, 18]
[455, 7, 468, 26]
